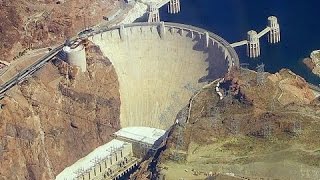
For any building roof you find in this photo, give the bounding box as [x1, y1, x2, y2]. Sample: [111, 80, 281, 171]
[114, 126, 166, 145]
[56, 139, 127, 180]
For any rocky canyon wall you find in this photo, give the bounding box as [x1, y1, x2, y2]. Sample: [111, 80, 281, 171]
[0, 44, 120, 180]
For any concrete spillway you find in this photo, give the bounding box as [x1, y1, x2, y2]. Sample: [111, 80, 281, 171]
[90, 22, 238, 129]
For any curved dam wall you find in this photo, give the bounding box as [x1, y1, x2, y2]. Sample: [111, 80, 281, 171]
[90, 22, 239, 129]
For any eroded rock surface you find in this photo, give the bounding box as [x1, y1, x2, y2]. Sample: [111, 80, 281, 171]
[0, 44, 120, 179]
[0, 0, 118, 62]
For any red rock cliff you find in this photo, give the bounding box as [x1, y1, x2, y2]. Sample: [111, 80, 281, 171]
[0, 44, 120, 179]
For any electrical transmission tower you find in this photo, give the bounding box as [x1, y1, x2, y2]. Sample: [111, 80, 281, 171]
[211, 107, 220, 128]
[240, 63, 250, 87]
[74, 167, 85, 178]
[224, 88, 233, 105]
[270, 99, 276, 112]
[256, 63, 266, 86]
[262, 119, 272, 137]
[229, 118, 239, 135]
[91, 156, 102, 165]
[159, 91, 181, 128]
[240, 63, 250, 75]
[184, 83, 198, 94]
[139, 143, 149, 158]
[293, 120, 302, 135]
[173, 126, 184, 161]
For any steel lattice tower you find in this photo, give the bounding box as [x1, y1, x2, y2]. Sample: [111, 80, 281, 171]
[256, 63, 266, 86]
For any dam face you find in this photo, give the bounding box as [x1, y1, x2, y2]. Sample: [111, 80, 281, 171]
[90, 22, 238, 129]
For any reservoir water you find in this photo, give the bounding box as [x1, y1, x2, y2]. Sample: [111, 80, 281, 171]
[160, 0, 320, 84]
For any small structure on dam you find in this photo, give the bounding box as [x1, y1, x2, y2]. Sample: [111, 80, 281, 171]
[56, 127, 167, 180]
[231, 16, 281, 58]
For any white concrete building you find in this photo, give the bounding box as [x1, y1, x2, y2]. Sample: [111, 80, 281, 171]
[56, 139, 134, 180]
[56, 127, 167, 180]
[114, 126, 166, 146]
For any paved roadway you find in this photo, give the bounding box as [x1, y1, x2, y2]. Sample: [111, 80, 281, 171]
[0, 44, 64, 98]
[0, 2, 133, 99]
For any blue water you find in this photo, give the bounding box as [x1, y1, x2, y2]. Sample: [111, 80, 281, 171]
[160, 0, 320, 84]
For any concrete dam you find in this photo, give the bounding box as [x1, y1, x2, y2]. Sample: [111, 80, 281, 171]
[90, 22, 239, 129]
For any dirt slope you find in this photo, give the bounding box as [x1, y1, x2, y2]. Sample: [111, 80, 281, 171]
[137, 68, 320, 180]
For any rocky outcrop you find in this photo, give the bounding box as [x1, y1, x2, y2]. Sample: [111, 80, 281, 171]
[134, 68, 320, 179]
[303, 50, 320, 77]
[0, 0, 118, 62]
[0, 44, 120, 179]
[268, 69, 315, 105]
